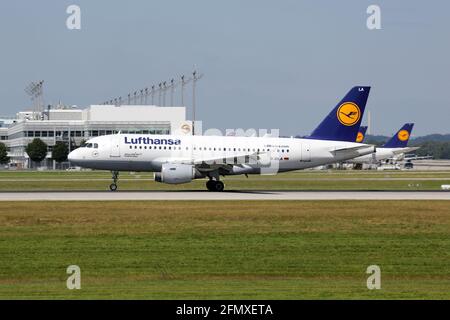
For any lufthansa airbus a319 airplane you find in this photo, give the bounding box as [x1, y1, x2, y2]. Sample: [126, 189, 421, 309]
[348, 123, 418, 165]
[68, 86, 374, 191]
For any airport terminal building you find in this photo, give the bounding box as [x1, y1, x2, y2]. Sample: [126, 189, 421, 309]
[1, 104, 189, 169]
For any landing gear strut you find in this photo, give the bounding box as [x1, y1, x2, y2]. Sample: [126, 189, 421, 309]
[206, 179, 224, 192]
[110, 171, 119, 191]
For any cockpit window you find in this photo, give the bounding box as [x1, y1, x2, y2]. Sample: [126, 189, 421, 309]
[80, 142, 98, 148]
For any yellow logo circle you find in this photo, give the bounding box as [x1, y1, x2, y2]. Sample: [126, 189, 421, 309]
[356, 132, 364, 142]
[181, 124, 191, 134]
[397, 130, 410, 141]
[337, 102, 361, 126]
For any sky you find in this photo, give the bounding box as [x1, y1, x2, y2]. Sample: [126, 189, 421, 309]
[0, 0, 449, 137]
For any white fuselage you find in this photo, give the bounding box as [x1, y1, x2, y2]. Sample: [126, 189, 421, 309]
[68, 134, 374, 176]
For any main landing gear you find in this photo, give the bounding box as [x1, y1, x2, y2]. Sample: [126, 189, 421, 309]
[206, 179, 224, 192]
[110, 171, 119, 191]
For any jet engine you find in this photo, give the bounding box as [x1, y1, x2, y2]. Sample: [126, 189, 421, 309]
[154, 163, 197, 184]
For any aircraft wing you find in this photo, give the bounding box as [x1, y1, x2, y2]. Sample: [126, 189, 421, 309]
[392, 146, 420, 155]
[403, 155, 433, 161]
[192, 151, 260, 165]
[158, 151, 271, 171]
[330, 145, 375, 156]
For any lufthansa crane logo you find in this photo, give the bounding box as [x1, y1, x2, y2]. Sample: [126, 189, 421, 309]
[181, 124, 191, 134]
[356, 131, 365, 142]
[397, 130, 410, 141]
[337, 102, 361, 126]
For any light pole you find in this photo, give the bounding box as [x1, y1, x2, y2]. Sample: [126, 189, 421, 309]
[192, 71, 197, 135]
[191, 71, 203, 135]
[170, 78, 175, 106]
[162, 81, 167, 106]
[25, 80, 44, 119]
[181, 75, 185, 106]
[151, 85, 155, 105]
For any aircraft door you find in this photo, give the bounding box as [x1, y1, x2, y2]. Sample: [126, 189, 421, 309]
[301, 144, 311, 162]
[110, 135, 121, 157]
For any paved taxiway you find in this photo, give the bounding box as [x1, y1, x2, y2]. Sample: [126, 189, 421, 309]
[0, 191, 449, 201]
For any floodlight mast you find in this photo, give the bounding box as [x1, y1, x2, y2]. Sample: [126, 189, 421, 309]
[170, 79, 175, 106]
[24, 80, 44, 120]
[162, 81, 167, 106]
[181, 75, 186, 106]
[151, 85, 155, 105]
[158, 83, 162, 106]
[191, 70, 203, 135]
[98, 70, 204, 133]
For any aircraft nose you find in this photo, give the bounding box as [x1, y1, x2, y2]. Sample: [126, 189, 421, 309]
[68, 149, 80, 163]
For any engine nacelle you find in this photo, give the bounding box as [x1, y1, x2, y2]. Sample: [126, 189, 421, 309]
[154, 163, 196, 184]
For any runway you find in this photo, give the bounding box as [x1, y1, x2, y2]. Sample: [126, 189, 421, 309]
[0, 191, 449, 201]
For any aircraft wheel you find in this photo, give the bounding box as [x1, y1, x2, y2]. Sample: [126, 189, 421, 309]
[109, 183, 118, 192]
[206, 180, 215, 191]
[214, 181, 224, 192]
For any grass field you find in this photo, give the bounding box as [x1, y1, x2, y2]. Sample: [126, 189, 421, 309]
[0, 200, 449, 299]
[0, 170, 450, 191]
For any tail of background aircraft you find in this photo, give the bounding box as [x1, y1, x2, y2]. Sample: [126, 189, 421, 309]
[305, 86, 371, 142]
[382, 123, 414, 148]
[356, 126, 368, 143]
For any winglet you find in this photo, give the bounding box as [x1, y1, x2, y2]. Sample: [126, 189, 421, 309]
[305, 86, 371, 142]
[382, 123, 414, 148]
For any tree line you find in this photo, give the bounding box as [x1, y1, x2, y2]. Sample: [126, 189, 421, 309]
[0, 138, 69, 168]
[365, 134, 450, 159]
[412, 141, 450, 159]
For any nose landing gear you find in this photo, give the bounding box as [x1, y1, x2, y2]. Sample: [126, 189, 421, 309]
[110, 171, 119, 191]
